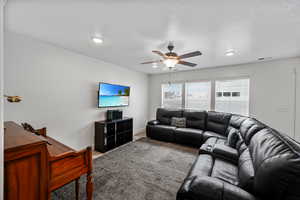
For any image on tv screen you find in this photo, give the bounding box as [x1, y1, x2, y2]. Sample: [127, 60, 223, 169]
[99, 83, 130, 107]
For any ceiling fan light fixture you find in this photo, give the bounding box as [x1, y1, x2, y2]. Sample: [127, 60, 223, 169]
[141, 43, 201, 69]
[163, 58, 178, 68]
[225, 49, 235, 56]
[91, 36, 103, 44]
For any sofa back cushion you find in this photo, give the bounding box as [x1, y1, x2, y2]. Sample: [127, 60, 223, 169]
[249, 128, 300, 199]
[229, 114, 248, 129]
[240, 118, 266, 145]
[183, 110, 207, 130]
[157, 108, 183, 125]
[206, 111, 231, 136]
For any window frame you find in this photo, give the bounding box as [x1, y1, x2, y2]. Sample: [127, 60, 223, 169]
[184, 80, 212, 110]
[214, 77, 250, 116]
[161, 82, 184, 109]
[160, 76, 251, 116]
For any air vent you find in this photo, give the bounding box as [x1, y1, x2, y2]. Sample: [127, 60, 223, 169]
[258, 57, 272, 61]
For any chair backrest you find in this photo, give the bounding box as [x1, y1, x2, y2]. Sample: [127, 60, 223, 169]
[21, 122, 47, 136]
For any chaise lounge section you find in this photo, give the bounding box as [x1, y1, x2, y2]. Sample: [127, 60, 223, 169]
[147, 108, 300, 200]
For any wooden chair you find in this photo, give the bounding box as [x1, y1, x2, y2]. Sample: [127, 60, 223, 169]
[22, 123, 93, 200]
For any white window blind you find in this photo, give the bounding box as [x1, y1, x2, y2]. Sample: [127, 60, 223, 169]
[185, 81, 211, 110]
[161, 83, 183, 108]
[215, 79, 250, 115]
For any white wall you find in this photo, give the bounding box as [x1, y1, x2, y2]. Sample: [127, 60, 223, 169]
[149, 58, 300, 139]
[0, 1, 5, 199]
[296, 68, 300, 141]
[4, 32, 149, 150]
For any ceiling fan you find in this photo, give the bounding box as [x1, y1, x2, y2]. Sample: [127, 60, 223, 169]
[141, 42, 202, 68]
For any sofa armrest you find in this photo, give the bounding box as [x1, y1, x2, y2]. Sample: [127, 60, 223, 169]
[147, 120, 160, 126]
[198, 144, 238, 165]
[212, 144, 239, 164]
[177, 176, 257, 200]
[199, 144, 213, 154]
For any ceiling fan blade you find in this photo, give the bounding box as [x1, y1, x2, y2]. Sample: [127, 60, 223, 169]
[178, 60, 197, 67]
[152, 50, 167, 58]
[140, 60, 162, 64]
[179, 51, 202, 59]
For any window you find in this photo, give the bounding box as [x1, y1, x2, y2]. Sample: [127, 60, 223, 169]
[216, 92, 222, 97]
[185, 81, 211, 110]
[215, 79, 250, 115]
[161, 83, 183, 108]
[232, 92, 240, 97]
[160, 78, 250, 116]
[223, 92, 231, 97]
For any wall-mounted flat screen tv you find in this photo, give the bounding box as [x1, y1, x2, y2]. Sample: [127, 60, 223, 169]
[98, 83, 130, 108]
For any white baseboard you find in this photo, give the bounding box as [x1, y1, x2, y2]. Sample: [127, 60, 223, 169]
[134, 127, 146, 135]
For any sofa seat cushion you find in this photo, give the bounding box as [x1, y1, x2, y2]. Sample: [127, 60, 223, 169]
[186, 153, 239, 186]
[151, 124, 176, 130]
[147, 125, 176, 142]
[211, 158, 239, 186]
[177, 176, 257, 200]
[204, 137, 226, 147]
[202, 131, 226, 142]
[187, 154, 214, 178]
[178, 154, 244, 200]
[238, 148, 255, 193]
[174, 128, 203, 147]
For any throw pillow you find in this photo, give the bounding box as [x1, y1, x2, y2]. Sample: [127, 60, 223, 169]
[171, 117, 186, 128]
[226, 128, 240, 148]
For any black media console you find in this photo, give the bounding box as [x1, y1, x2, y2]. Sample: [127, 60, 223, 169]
[94, 117, 133, 153]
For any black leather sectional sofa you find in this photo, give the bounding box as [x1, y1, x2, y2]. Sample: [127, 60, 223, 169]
[146, 108, 300, 200]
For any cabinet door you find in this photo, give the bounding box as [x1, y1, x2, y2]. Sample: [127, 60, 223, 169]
[106, 135, 116, 151]
[106, 123, 115, 136]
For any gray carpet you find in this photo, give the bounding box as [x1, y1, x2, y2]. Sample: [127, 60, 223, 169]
[52, 138, 197, 200]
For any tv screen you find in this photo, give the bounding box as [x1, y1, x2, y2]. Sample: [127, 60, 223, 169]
[98, 83, 130, 108]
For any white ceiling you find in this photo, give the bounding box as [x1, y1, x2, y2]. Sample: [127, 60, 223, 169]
[5, 0, 300, 74]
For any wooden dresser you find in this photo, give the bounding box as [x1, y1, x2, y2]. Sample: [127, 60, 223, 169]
[4, 121, 93, 200]
[4, 121, 48, 200]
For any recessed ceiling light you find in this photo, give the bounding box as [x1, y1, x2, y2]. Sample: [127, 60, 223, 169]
[91, 36, 103, 44]
[152, 63, 158, 68]
[225, 49, 235, 56]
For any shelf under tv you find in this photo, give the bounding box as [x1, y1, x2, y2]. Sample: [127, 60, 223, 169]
[94, 118, 133, 153]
